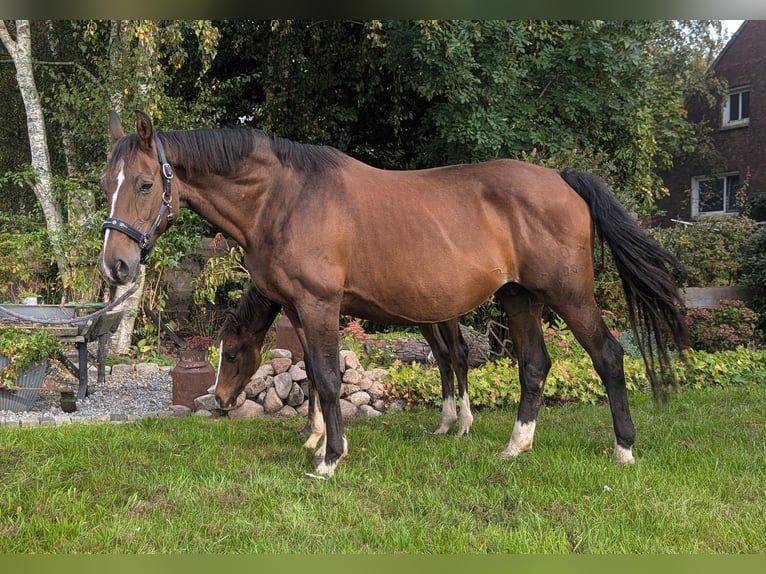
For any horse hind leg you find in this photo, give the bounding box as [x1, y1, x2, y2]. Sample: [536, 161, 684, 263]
[495, 285, 551, 459]
[553, 300, 636, 464]
[420, 324, 458, 434]
[441, 320, 473, 436]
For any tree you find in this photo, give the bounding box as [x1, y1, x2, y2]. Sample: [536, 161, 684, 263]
[0, 20, 67, 278]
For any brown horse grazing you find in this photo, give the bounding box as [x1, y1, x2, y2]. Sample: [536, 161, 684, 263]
[99, 111, 688, 477]
[215, 286, 473, 450]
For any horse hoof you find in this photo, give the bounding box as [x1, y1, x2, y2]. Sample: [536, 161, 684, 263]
[613, 443, 635, 464]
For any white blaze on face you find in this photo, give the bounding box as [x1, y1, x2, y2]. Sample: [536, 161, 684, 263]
[103, 161, 126, 249]
[213, 339, 223, 390]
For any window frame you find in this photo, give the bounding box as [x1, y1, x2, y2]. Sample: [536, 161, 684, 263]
[721, 86, 750, 128]
[691, 173, 741, 218]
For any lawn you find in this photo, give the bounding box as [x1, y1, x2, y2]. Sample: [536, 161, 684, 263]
[0, 384, 764, 553]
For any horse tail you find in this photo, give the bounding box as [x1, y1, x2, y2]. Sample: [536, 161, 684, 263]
[559, 169, 689, 403]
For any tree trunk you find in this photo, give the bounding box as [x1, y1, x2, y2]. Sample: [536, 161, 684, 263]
[0, 20, 69, 283]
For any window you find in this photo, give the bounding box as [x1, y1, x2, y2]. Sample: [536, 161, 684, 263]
[722, 87, 750, 127]
[691, 174, 740, 217]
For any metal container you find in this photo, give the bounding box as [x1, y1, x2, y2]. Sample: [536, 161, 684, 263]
[170, 349, 215, 410]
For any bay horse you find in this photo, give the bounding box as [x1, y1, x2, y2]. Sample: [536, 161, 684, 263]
[99, 110, 687, 477]
[215, 286, 473, 453]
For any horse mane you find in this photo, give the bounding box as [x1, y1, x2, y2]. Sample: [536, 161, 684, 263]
[221, 286, 279, 336]
[159, 127, 347, 178]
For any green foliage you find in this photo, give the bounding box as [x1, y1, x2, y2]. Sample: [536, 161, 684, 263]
[740, 226, 766, 330]
[0, 327, 60, 389]
[650, 216, 758, 286]
[677, 348, 766, 389]
[192, 235, 250, 307]
[684, 300, 760, 352]
[386, 318, 764, 409]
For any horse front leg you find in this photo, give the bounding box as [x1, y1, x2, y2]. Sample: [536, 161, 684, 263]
[298, 307, 346, 477]
[283, 310, 325, 452]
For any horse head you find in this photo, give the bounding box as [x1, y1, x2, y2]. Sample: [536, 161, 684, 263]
[99, 110, 178, 285]
[214, 309, 263, 409]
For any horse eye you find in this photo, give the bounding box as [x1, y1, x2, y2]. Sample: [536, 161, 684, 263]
[139, 181, 153, 193]
[225, 353, 237, 363]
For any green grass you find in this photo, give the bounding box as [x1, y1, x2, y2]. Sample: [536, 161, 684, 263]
[0, 384, 764, 553]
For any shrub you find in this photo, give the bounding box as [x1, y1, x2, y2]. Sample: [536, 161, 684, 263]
[684, 300, 759, 352]
[740, 225, 766, 332]
[650, 216, 758, 287]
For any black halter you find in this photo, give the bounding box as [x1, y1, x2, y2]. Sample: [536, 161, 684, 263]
[102, 133, 175, 264]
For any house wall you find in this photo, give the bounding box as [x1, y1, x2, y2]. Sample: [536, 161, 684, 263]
[657, 20, 766, 224]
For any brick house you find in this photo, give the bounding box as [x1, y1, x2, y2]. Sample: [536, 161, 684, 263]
[657, 20, 766, 224]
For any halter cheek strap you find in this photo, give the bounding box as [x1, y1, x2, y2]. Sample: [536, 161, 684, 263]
[102, 133, 176, 264]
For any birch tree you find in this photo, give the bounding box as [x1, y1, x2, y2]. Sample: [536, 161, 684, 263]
[0, 20, 68, 279]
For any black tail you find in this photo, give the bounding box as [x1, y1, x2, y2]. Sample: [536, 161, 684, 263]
[560, 169, 689, 403]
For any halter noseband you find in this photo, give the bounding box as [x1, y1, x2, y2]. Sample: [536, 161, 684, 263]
[102, 133, 175, 264]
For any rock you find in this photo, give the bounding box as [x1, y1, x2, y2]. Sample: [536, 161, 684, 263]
[268, 349, 292, 360]
[288, 364, 307, 381]
[373, 399, 386, 412]
[342, 368, 362, 385]
[359, 404, 382, 417]
[169, 404, 191, 417]
[234, 390, 247, 408]
[270, 357, 293, 374]
[135, 362, 160, 375]
[367, 367, 388, 382]
[340, 383, 360, 397]
[367, 380, 386, 400]
[193, 409, 213, 418]
[245, 376, 271, 399]
[339, 350, 362, 371]
[263, 387, 284, 414]
[273, 372, 293, 399]
[340, 399, 358, 420]
[347, 391, 371, 406]
[276, 404, 298, 418]
[296, 401, 310, 417]
[193, 393, 219, 412]
[111, 363, 135, 376]
[228, 400, 264, 419]
[358, 377, 373, 390]
[287, 383, 305, 407]
[387, 399, 406, 411]
[255, 363, 275, 378]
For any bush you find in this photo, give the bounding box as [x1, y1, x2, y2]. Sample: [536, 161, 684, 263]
[650, 216, 758, 287]
[685, 300, 759, 352]
[384, 319, 765, 408]
[740, 226, 766, 332]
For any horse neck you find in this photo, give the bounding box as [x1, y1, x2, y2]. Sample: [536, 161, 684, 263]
[175, 156, 278, 249]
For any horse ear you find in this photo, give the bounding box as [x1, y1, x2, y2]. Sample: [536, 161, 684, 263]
[108, 110, 124, 144]
[134, 110, 154, 152]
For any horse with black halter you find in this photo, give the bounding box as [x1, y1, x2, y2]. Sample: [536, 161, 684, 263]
[99, 111, 687, 477]
[215, 286, 473, 453]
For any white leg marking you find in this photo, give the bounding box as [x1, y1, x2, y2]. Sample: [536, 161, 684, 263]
[314, 435, 347, 478]
[303, 406, 325, 450]
[613, 441, 635, 465]
[500, 420, 537, 459]
[435, 395, 457, 434]
[458, 392, 473, 436]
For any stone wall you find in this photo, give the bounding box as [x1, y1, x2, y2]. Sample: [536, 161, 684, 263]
[190, 348, 389, 420]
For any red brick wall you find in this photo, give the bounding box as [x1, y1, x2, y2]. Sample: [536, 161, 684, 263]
[657, 20, 766, 224]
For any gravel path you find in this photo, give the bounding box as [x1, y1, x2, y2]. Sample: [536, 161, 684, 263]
[0, 362, 178, 427]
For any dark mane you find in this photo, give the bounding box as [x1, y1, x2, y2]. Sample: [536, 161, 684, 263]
[221, 286, 280, 336]
[158, 127, 346, 178]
